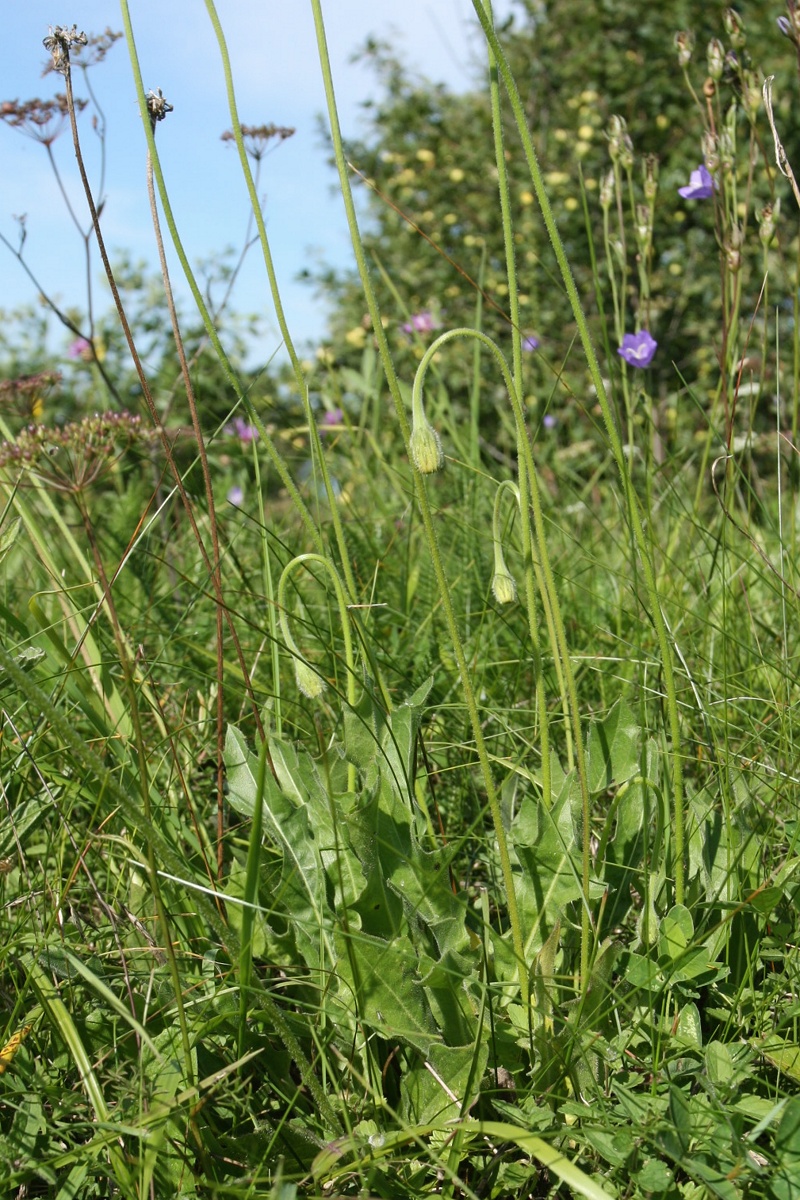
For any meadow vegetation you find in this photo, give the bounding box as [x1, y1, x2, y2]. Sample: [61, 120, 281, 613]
[1, 2, 800, 1197]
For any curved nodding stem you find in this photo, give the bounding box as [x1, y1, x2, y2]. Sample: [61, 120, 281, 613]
[470, 0, 685, 906]
[278, 554, 358, 793]
[309, 0, 536, 1008]
[491, 480, 521, 606]
[414, 327, 592, 986]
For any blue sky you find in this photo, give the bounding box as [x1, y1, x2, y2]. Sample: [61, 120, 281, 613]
[0, 1, 515, 367]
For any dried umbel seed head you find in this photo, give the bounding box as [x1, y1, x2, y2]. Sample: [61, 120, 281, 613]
[0, 410, 156, 492]
[221, 123, 296, 161]
[42, 27, 122, 75]
[0, 95, 88, 145]
[0, 370, 61, 421]
[43, 25, 88, 76]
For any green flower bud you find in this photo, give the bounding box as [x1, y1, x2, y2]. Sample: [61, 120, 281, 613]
[642, 154, 659, 202]
[491, 570, 517, 605]
[707, 38, 725, 81]
[410, 418, 444, 474]
[294, 659, 326, 699]
[491, 479, 520, 605]
[599, 169, 615, 209]
[723, 8, 745, 49]
[674, 30, 694, 67]
[759, 200, 778, 247]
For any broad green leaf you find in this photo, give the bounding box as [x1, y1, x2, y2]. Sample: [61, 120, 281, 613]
[401, 1040, 488, 1125]
[676, 1001, 703, 1048]
[333, 929, 437, 1053]
[659, 904, 694, 961]
[225, 725, 336, 972]
[775, 1096, 800, 1163]
[586, 699, 641, 793]
[759, 1036, 800, 1084]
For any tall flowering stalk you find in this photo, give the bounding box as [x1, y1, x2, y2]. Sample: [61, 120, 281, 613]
[278, 555, 358, 792]
[471, 0, 687, 909]
[308, 0, 533, 1013]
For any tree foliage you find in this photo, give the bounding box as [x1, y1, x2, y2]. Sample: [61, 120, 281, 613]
[311, 0, 800, 441]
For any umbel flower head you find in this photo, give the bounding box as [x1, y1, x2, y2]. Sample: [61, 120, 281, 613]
[221, 123, 295, 161]
[618, 330, 657, 368]
[0, 95, 88, 145]
[0, 411, 156, 493]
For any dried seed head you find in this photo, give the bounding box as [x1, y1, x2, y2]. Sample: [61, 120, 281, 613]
[145, 88, 173, 132]
[43, 25, 88, 76]
[221, 123, 295, 161]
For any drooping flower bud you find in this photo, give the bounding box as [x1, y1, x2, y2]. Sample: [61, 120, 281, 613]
[409, 418, 444, 474]
[491, 480, 520, 605]
[294, 660, 326, 699]
[491, 569, 518, 606]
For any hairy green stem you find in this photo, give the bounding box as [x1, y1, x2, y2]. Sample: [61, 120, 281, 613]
[414, 328, 592, 983]
[471, 1, 685, 905]
[309, 0, 531, 1007]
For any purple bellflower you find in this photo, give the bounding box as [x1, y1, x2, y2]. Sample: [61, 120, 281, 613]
[618, 330, 657, 368]
[521, 334, 540, 352]
[678, 164, 715, 200]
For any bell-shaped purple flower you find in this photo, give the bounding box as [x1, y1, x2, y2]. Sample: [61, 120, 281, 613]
[678, 164, 715, 200]
[618, 330, 657, 368]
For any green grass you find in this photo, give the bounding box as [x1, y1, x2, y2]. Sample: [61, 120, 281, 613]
[1, 6, 800, 1199]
